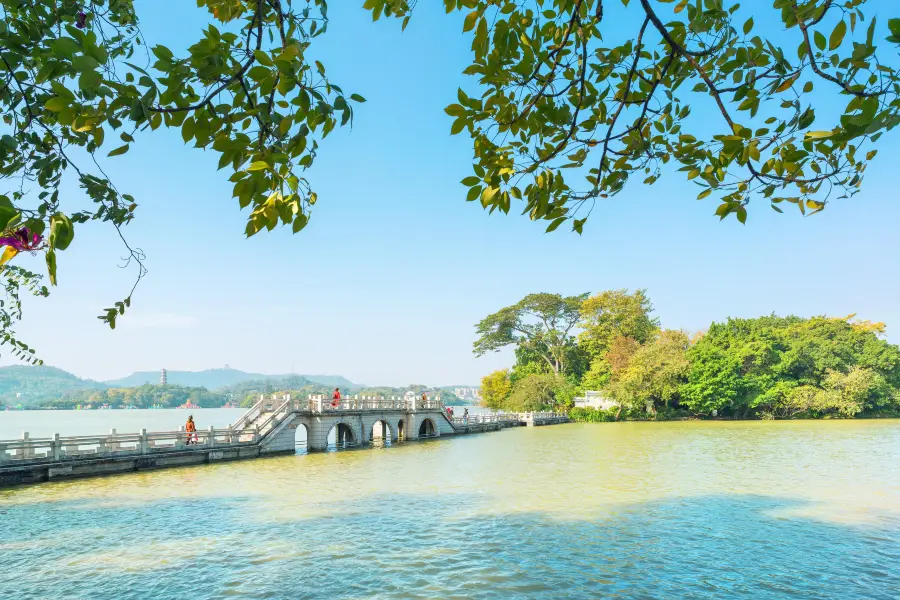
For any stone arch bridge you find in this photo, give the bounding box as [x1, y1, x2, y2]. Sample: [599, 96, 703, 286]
[235, 395, 480, 453]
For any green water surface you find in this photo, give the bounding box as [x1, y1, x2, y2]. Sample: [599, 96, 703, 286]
[1, 419, 898, 599]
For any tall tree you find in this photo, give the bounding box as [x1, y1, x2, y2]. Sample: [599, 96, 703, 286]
[473, 292, 588, 374]
[579, 289, 659, 359]
[371, 0, 900, 230]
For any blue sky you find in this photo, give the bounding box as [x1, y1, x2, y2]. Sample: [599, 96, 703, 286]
[4, 1, 900, 386]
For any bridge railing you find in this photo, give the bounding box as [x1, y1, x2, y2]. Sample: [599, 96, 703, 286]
[0, 426, 259, 465]
[301, 396, 444, 412]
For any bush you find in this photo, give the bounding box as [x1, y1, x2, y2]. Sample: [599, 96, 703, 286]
[569, 407, 617, 422]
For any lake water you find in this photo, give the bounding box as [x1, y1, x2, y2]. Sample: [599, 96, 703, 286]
[1, 412, 899, 599]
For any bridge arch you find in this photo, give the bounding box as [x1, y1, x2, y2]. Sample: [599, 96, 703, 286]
[293, 421, 309, 454]
[369, 419, 393, 446]
[418, 418, 437, 438]
[326, 421, 357, 450]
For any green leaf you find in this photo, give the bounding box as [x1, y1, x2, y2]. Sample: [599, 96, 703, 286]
[463, 11, 479, 33]
[46, 249, 57, 286]
[253, 50, 274, 67]
[889, 18, 900, 36]
[292, 213, 309, 233]
[51, 37, 80, 57]
[0, 202, 17, 231]
[545, 217, 566, 233]
[71, 55, 100, 72]
[743, 18, 753, 35]
[349, 93, 366, 103]
[78, 70, 101, 90]
[814, 31, 826, 51]
[44, 97, 68, 112]
[829, 20, 847, 51]
[461, 176, 480, 186]
[49, 213, 75, 251]
[107, 144, 129, 157]
[246, 161, 269, 171]
[152, 45, 174, 61]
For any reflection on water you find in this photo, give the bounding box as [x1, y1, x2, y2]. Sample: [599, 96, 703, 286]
[1, 420, 899, 599]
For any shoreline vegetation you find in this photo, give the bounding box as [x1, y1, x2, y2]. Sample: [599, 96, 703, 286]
[0, 369, 474, 411]
[477, 290, 900, 422]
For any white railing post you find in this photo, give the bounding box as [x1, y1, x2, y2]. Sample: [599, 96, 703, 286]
[254, 425, 260, 444]
[52, 433, 61, 460]
[21, 432, 32, 459]
[108, 428, 119, 452]
[140, 429, 148, 454]
[208, 426, 215, 447]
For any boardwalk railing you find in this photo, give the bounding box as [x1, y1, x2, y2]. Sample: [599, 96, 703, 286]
[0, 426, 258, 465]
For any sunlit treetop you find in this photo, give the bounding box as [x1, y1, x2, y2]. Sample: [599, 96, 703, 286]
[368, 0, 900, 230]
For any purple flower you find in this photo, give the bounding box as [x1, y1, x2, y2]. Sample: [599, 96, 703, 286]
[76, 11, 87, 29]
[0, 228, 43, 252]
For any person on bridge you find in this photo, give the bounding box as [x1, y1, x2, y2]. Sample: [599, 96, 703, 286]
[185, 415, 197, 445]
[463, 408, 469, 424]
[331, 388, 341, 408]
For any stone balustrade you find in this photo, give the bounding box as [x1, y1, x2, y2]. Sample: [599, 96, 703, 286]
[0, 426, 259, 466]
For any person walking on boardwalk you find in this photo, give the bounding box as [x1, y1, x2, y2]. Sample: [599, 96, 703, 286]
[420, 392, 427, 409]
[463, 408, 469, 424]
[331, 388, 341, 408]
[185, 415, 197, 445]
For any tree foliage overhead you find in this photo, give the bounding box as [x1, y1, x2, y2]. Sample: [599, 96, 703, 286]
[0, 0, 361, 358]
[370, 0, 900, 229]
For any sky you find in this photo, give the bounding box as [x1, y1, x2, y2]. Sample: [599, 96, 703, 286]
[3, 1, 900, 386]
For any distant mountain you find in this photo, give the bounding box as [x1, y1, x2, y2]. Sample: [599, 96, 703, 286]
[0, 366, 106, 407]
[103, 368, 357, 391]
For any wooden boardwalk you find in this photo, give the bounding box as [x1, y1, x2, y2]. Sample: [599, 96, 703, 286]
[0, 395, 568, 487]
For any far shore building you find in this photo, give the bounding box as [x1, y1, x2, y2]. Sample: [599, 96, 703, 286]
[572, 390, 618, 411]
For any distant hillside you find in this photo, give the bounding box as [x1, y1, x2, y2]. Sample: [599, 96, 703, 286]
[0, 366, 107, 407]
[104, 368, 357, 390]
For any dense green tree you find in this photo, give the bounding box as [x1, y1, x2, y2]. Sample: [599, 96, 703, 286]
[473, 292, 588, 374]
[581, 334, 642, 390]
[371, 0, 900, 230]
[680, 315, 900, 417]
[607, 329, 690, 414]
[579, 289, 659, 359]
[506, 372, 575, 412]
[480, 369, 512, 409]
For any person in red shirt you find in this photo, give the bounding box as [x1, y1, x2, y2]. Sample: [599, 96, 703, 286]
[331, 388, 341, 408]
